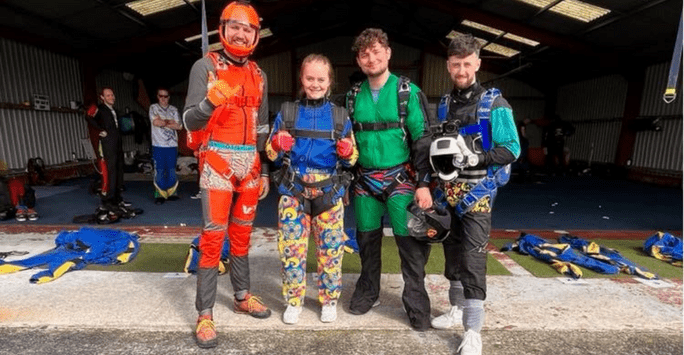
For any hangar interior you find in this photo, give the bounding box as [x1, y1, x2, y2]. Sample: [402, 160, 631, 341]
[0, 0, 681, 185]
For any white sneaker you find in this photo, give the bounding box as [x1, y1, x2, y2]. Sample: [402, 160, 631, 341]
[457, 329, 482, 355]
[282, 305, 302, 324]
[431, 305, 462, 329]
[320, 304, 337, 323]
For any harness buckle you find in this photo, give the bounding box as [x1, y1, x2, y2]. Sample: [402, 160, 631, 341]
[394, 172, 407, 185]
[284, 167, 296, 184]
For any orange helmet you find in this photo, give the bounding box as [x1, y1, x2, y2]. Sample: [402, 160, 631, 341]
[219, 1, 260, 58]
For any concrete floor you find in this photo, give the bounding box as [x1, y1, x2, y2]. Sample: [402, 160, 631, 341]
[0, 230, 681, 354]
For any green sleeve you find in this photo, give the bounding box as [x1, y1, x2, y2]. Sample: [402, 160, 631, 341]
[405, 83, 427, 141]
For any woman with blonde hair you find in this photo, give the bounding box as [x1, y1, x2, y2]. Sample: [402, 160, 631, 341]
[266, 54, 358, 324]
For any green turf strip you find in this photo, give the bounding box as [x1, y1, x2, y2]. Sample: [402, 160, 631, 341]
[86, 243, 188, 273]
[87, 238, 511, 276]
[489, 238, 683, 280]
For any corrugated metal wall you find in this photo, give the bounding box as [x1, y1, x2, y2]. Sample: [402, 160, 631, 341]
[556, 75, 628, 121]
[7, 36, 674, 173]
[632, 62, 683, 171]
[0, 38, 88, 170]
[632, 117, 683, 171]
[565, 120, 623, 164]
[422, 53, 453, 98]
[257, 51, 293, 117]
[95, 70, 150, 154]
[556, 75, 628, 165]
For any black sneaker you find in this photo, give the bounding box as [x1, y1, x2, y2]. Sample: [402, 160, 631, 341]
[117, 205, 136, 218]
[154, 197, 165, 205]
[15, 207, 27, 222]
[27, 208, 39, 221]
[96, 208, 120, 224]
[167, 195, 180, 201]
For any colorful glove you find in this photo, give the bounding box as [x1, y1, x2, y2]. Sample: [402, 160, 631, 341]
[86, 104, 98, 117]
[336, 137, 353, 159]
[206, 78, 234, 107]
[271, 131, 294, 152]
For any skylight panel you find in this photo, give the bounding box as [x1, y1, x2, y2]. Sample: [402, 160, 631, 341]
[462, 20, 504, 36]
[126, 0, 200, 17]
[516, 0, 611, 22]
[462, 20, 539, 47]
[208, 42, 223, 52]
[482, 43, 520, 57]
[185, 30, 219, 42]
[260, 28, 273, 38]
[503, 33, 539, 47]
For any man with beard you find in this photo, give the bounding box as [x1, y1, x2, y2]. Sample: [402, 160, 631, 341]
[345, 28, 434, 331]
[430, 33, 520, 355]
[182, 0, 270, 348]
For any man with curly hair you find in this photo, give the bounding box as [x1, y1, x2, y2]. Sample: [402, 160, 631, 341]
[346, 28, 435, 331]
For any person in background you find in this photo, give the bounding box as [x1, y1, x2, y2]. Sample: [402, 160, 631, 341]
[266, 54, 358, 324]
[85, 87, 135, 222]
[182, 0, 271, 349]
[544, 114, 574, 176]
[149, 88, 182, 205]
[514, 118, 531, 182]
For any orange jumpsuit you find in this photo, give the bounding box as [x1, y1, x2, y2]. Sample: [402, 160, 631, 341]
[183, 51, 268, 313]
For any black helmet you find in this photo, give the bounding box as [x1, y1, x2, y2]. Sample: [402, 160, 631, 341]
[406, 201, 451, 243]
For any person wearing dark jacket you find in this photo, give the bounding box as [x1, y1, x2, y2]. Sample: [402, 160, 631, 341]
[430, 34, 520, 355]
[85, 87, 134, 220]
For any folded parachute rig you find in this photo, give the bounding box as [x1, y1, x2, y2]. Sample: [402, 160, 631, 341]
[502, 233, 657, 280]
[184, 236, 231, 275]
[558, 234, 657, 280]
[644, 231, 683, 267]
[0, 227, 139, 283]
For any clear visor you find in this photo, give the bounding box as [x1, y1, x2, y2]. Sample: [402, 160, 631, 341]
[224, 19, 259, 31]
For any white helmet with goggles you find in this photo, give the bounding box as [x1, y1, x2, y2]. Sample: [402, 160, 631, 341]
[429, 135, 478, 182]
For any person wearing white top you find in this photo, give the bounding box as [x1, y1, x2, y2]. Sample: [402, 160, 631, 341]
[149, 88, 182, 204]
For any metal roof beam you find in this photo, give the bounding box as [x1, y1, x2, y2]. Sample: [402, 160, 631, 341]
[578, 0, 671, 36]
[404, 0, 596, 55]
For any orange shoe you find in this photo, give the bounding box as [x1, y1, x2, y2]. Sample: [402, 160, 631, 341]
[195, 314, 218, 348]
[234, 293, 272, 319]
